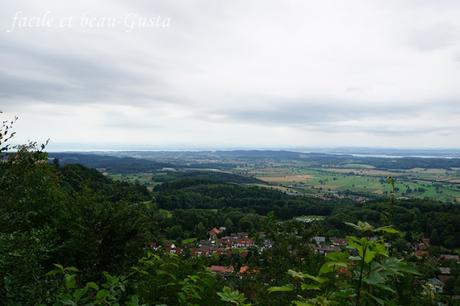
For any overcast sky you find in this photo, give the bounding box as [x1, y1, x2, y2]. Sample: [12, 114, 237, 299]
[1, 0, 459, 150]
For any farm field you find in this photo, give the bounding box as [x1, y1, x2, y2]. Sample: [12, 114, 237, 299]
[109, 172, 159, 191]
[257, 174, 313, 183]
[59, 150, 460, 203]
[253, 165, 460, 203]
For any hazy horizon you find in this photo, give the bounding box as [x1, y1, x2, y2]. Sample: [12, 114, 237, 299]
[45, 146, 460, 159]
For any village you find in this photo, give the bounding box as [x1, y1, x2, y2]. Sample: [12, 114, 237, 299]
[149, 226, 270, 275]
[148, 225, 460, 297]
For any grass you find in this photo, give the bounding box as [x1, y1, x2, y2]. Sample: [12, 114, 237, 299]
[109, 173, 156, 186]
[254, 167, 460, 202]
[182, 238, 197, 245]
[159, 209, 172, 218]
[342, 163, 376, 169]
[258, 174, 313, 183]
[107, 162, 460, 203]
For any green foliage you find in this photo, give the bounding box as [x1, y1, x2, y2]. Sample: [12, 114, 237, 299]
[0, 138, 158, 303]
[267, 284, 295, 293]
[46, 253, 223, 306]
[268, 221, 420, 305]
[0, 112, 17, 153]
[217, 286, 250, 306]
[131, 252, 220, 305]
[46, 264, 137, 306]
[0, 227, 58, 304]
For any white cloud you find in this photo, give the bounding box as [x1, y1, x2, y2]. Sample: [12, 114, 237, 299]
[1, 0, 459, 149]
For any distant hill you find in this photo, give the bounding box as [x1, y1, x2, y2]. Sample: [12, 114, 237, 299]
[49, 153, 173, 174]
[50, 150, 460, 175]
[207, 150, 460, 170]
[49, 152, 261, 184]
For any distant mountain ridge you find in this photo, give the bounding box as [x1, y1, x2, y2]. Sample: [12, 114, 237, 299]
[49, 152, 173, 174]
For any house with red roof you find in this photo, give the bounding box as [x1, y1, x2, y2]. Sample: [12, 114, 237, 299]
[239, 265, 260, 274]
[209, 265, 234, 274]
[209, 227, 221, 239]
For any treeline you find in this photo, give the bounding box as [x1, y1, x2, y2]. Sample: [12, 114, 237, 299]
[322, 199, 460, 248]
[152, 170, 262, 184]
[155, 180, 338, 218]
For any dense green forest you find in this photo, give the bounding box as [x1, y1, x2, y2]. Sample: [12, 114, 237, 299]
[2, 119, 460, 305]
[155, 179, 460, 249]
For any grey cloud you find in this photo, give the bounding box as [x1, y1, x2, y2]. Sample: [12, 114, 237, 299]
[0, 70, 70, 100]
[209, 98, 421, 125]
[410, 23, 460, 51]
[306, 123, 458, 137]
[0, 39, 176, 106]
[199, 97, 460, 137]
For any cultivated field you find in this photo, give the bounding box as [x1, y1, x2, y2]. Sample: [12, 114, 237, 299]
[253, 165, 460, 203]
[258, 174, 313, 183]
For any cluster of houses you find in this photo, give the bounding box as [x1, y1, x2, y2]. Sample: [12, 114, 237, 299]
[150, 227, 260, 257]
[310, 236, 348, 255]
[427, 264, 458, 295]
[190, 230, 256, 257]
[149, 227, 269, 276]
[208, 264, 260, 276]
[152, 229, 460, 292]
[414, 238, 460, 294]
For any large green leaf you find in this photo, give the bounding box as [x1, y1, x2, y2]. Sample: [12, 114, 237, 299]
[374, 226, 399, 234]
[364, 249, 376, 264]
[301, 283, 321, 291]
[287, 269, 305, 279]
[374, 283, 396, 293]
[347, 236, 366, 257]
[371, 241, 388, 257]
[345, 221, 374, 233]
[331, 288, 355, 299]
[95, 289, 110, 301]
[380, 257, 420, 276]
[325, 251, 348, 262]
[267, 284, 294, 293]
[319, 261, 347, 275]
[64, 274, 77, 289]
[217, 286, 247, 305]
[364, 270, 385, 285]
